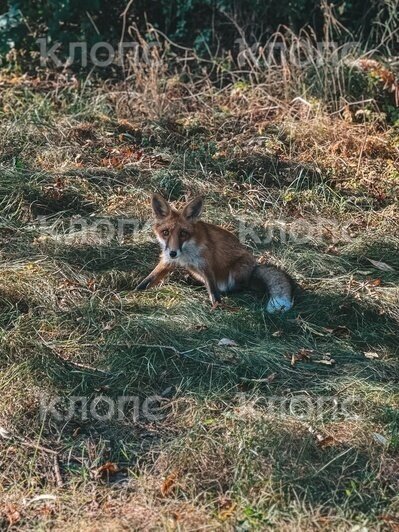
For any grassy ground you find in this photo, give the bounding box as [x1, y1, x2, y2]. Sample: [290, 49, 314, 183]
[0, 73, 398, 530]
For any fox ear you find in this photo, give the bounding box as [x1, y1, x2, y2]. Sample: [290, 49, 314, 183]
[152, 193, 171, 219]
[182, 196, 203, 221]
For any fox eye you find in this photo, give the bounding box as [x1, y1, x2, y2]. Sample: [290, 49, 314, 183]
[180, 230, 189, 238]
[162, 229, 169, 237]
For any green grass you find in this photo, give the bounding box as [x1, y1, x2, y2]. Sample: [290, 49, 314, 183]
[0, 77, 398, 530]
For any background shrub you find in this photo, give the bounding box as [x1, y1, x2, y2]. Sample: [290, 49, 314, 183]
[0, 0, 398, 66]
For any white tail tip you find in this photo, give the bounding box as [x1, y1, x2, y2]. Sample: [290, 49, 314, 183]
[266, 296, 293, 314]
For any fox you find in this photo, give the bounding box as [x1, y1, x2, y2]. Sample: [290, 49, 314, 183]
[136, 193, 294, 313]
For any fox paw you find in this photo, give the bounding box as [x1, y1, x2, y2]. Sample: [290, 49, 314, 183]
[266, 296, 293, 314]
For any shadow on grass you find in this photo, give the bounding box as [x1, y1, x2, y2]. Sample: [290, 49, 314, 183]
[53, 241, 158, 275]
[36, 281, 398, 399]
[340, 238, 399, 279]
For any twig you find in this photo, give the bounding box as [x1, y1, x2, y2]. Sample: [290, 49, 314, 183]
[127, 342, 209, 358]
[37, 332, 112, 376]
[125, 343, 229, 367]
[240, 374, 277, 383]
[53, 454, 64, 488]
[119, 0, 135, 77]
[0, 427, 59, 455]
[19, 439, 59, 455]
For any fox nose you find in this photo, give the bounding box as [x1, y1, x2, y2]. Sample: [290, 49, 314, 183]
[169, 250, 177, 258]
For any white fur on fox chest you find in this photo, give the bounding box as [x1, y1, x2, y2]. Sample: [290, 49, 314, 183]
[162, 240, 205, 270]
[162, 239, 235, 292]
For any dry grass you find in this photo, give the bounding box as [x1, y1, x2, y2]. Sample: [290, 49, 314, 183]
[0, 46, 398, 531]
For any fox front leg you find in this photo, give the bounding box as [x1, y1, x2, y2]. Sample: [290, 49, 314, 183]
[202, 271, 222, 307]
[135, 262, 171, 291]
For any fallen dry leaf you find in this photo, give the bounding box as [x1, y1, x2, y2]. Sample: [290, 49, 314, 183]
[25, 494, 57, 506]
[315, 356, 336, 366]
[4, 504, 21, 526]
[241, 372, 277, 384]
[101, 146, 144, 169]
[218, 338, 238, 347]
[161, 472, 177, 496]
[366, 258, 395, 272]
[316, 434, 336, 447]
[218, 501, 237, 521]
[36, 504, 54, 517]
[364, 351, 379, 359]
[87, 278, 96, 291]
[0, 426, 10, 439]
[92, 461, 119, 479]
[291, 348, 313, 366]
[372, 433, 388, 446]
[378, 514, 399, 526]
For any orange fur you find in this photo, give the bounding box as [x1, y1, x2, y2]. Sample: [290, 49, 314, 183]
[136, 194, 293, 313]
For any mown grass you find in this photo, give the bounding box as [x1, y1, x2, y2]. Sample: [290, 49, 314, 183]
[0, 73, 398, 531]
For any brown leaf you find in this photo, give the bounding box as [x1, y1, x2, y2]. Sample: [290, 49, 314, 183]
[87, 278, 96, 291]
[378, 514, 399, 526]
[55, 177, 65, 191]
[36, 504, 54, 517]
[218, 500, 237, 521]
[93, 461, 119, 479]
[316, 434, 336, 447]
[291, 348, 313, 366]
[218, 495, 234, 510]
[161, 472, 177, 496]
[4, 504, 21, 526]
[101, 146, 143, 168]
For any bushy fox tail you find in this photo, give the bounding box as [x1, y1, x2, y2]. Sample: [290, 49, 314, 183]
[250, 264, 293, 314]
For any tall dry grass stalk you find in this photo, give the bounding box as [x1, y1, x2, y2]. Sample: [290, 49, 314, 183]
[110, 7, 398, 122]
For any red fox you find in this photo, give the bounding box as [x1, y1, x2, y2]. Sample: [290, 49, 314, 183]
[136, 194, 293, 313]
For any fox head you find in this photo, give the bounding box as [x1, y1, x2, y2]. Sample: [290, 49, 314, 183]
[151, 193, 203, 260]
